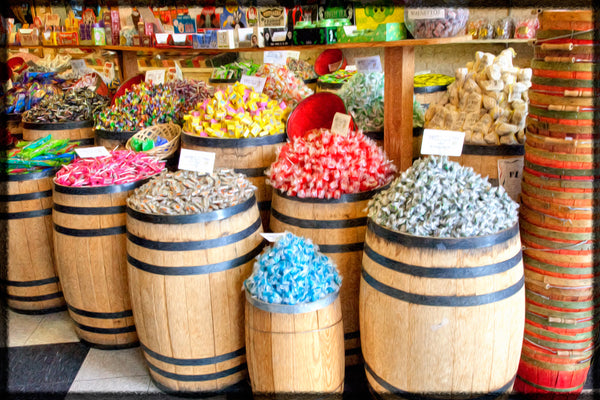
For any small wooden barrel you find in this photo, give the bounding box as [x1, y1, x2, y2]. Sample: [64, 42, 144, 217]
[126, 196, 264, 394]
[360, 220, 524, 396]
[23, 120, 95, 146]
[449, 144, 525, 187]
[181, 131, 286, 232]
[53, 179, 149, 349]
[270, 187, 387, 366]
[208, 78, 237, 92]
[245, 290, 345, 394]
[1, 169, 66, 314]
[95, 129, 138, 150]
[316, 80, 344, 94]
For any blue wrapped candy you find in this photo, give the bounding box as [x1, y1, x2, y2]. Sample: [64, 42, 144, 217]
[245, 232, 342, 305]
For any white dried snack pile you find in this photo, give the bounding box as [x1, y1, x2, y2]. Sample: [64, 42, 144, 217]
[424, 48, 531, 145]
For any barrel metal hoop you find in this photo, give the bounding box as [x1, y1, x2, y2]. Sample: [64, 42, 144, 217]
[94, 129, 137, 141]
[54, 204, 126, 215]
[54, 223, 126, 237]
[23, 119, 94, 130]
[146, 359, 247, 382]
[182, 131, 286, 148]
[6, 291, 64, 302]
[257, 201, 271, 211]
[365, 363, 515, 400]
[367, 220, 520, 250]
[0, 208, 52, 219]
[515, 375, 585, 392]
[271, 208, 367, 229]
[126, 195, 256, 224]
[363, 245, 522, 279]
[54, 177, 150, 195]
[1, 276, 59, 287]
[67, 304, 134, 319]
[245, 288, 339, 314]
[361, 268, 524, 307]
[0, 189, 52, 202]
[275, 183, 389, 204]
[318, 242, 364, 253]
[73, 321, 137, 334]
[141, 344, 245, 366]
[127, 243, 265, 276]
[462, 144, 525, 156]
[0, 168, 57, 182]
[127, 217, 262, 251]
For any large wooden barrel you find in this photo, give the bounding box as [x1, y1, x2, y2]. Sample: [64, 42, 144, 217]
[7, 113, 23, 140]
[53, 179, 148, 349]
[95, 129, 138, 150]
[449, 144, 525, 188]
[181, 131, 286, 232]
[245, 289, 345, 394]
[360, 220, 524, 396]
[126, 195, 264, 394]
[270, 187, 386, 366]
[23, 120, 95, 146]
[1, 169, 66, 314]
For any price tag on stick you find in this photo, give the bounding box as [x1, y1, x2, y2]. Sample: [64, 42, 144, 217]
[178, 149, 216, 174]
[240, 75, 267, 93]
[420, 129, 465, 157]
[145, 69, 166, 85]
[331, 112, 352, 136]
[260, 232, 285, 243]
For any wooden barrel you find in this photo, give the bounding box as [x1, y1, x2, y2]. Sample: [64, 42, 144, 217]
[360, 220, 524, 396]
[208, 78, 237, 92]
[270, 187, 387, 366]
[95, 128, 138, 150]
[126, 196, 264, 394]
[0, 169, 66, 314]
[538, 10, 600, 32]
[52, 179, 149, 349]
[181, 131, 286, 232]
[23, 120, 95, 146]
[527, 119, 597, 139]
[245, 289, 345, 394]
[449, 144, 525, 187]
[316, 80, 344, 94]
[7, 113, 23, 140]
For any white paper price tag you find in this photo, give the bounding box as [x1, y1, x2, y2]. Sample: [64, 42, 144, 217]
[260, 232, 285, 243]
[286, 50, 300, 60]
[498, 157, 524, 201]
[407, 8, 446, 20]
[240, 75, 267, 93]
[75, 146, 110, 158]
[145, 69, 166, 85]
[331, 112, 352, 136]
[264, 51, 287, 65]
[420, 129, 465, 157]
[178, 149, 215, 174]
[355, 56, 382, 73]
[70, 59, 88, 75]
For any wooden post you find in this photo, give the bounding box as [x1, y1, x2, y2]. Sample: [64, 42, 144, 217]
[119, 50, 140, 81]
[384, 46, 415, 172]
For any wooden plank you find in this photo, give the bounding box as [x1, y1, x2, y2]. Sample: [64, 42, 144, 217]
[384, 46, 415, 172]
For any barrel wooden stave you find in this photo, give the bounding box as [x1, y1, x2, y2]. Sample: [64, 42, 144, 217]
[360, 223, 524, 395]
[53, 184, 139, 348]
[127, 199, 264, 393]
[245, 295, 345, 394]
[3, 172, 65, 313]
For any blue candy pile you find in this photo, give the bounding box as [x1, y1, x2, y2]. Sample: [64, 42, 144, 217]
[245, 232, 342, 305]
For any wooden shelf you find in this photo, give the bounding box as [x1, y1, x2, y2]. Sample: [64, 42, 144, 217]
[454, 38, 534, 44]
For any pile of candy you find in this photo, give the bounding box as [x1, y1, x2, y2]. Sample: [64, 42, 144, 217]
[22, 88, 109, 124]
[183, 82, 287, 138]
[211, 61, 260, 80]
[368, 156, 519, 238]
[338, 72, 384, 132]
[5, 71, 62, 114]
[404, 8, 469, 38]
[95, 80, 213, 132]
[267, 128, 396, 199]
[127, 169, 255, 215]
[245, 232, 342, 305]
[2, 135, 77, 173]
[286, 58, 318, 81]
[317, 69, 356, 87]
[255, 64, 313, 107]
[54, 150, 164, 187]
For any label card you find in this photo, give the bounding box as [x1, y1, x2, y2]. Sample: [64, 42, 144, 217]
[498, 157, 524, 201]
[420, 129, 465, 157]
[355, 55, 382, 73]
[178, 148, 215, 174]
[145, 69, 166, 85]
[286, 50, 300, 61]
[263, 50, 287, 65]
[75, 146, 110, 158]
[260, 232, 285, 243]
[331, 112, 352, 136]
[240, 75, 267, 93]
[70, 59, 88, 75]
[407, 8, 446, 20]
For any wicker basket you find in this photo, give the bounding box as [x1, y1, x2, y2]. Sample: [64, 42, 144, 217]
[125, 123, 181, 159]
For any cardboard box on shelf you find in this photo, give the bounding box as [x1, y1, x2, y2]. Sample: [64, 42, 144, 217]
[336, 22, 406, 43]
[292, 26, 338, 45]
[217, 29, 235, 48]
[258, 6, 287, 27]
[237, 27, 263, 47]
[263, 27, 292, 46]
[221, 5, 248, 29]
[196, 6, 220, 29]
[355, 5, 404, 31]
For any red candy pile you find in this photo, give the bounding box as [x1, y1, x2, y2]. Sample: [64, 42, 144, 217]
[55, 150, 165, 187]
[267, 129, 397, 199]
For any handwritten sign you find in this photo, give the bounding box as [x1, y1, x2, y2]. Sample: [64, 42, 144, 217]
[420, 129, 465, 157]
[331, 112, 352, 136]
[178, 148, 215, 174]
[240, 75, 267, 93]
[75, 146, 110, 158]
[264, 50, 287, 65]
[355, 56, 382, 73]
[498, 157, 524, 201]
[145, 69, 166, 85]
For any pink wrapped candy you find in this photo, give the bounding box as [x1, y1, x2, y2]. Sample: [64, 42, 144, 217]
[54, 150, 165, 187]
[267, 129, 396, 199]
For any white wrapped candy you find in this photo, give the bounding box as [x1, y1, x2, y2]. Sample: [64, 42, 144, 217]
[500, 133, 519, 145]
[495, 121, 519, 136]
[518, 68, 533, 82]
[482, 95, 497, 110]
[479, 80, 504, 92]
[465, 92, 483, 113]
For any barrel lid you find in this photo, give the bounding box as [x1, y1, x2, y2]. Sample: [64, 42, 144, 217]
[244, 284, 339, 314]
[286, 92, 347, 140]
[314, 49, 346, 76]
[413, 73, 455, 94]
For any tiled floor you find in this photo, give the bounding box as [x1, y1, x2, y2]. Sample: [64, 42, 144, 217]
[2, 308, 599, 399]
